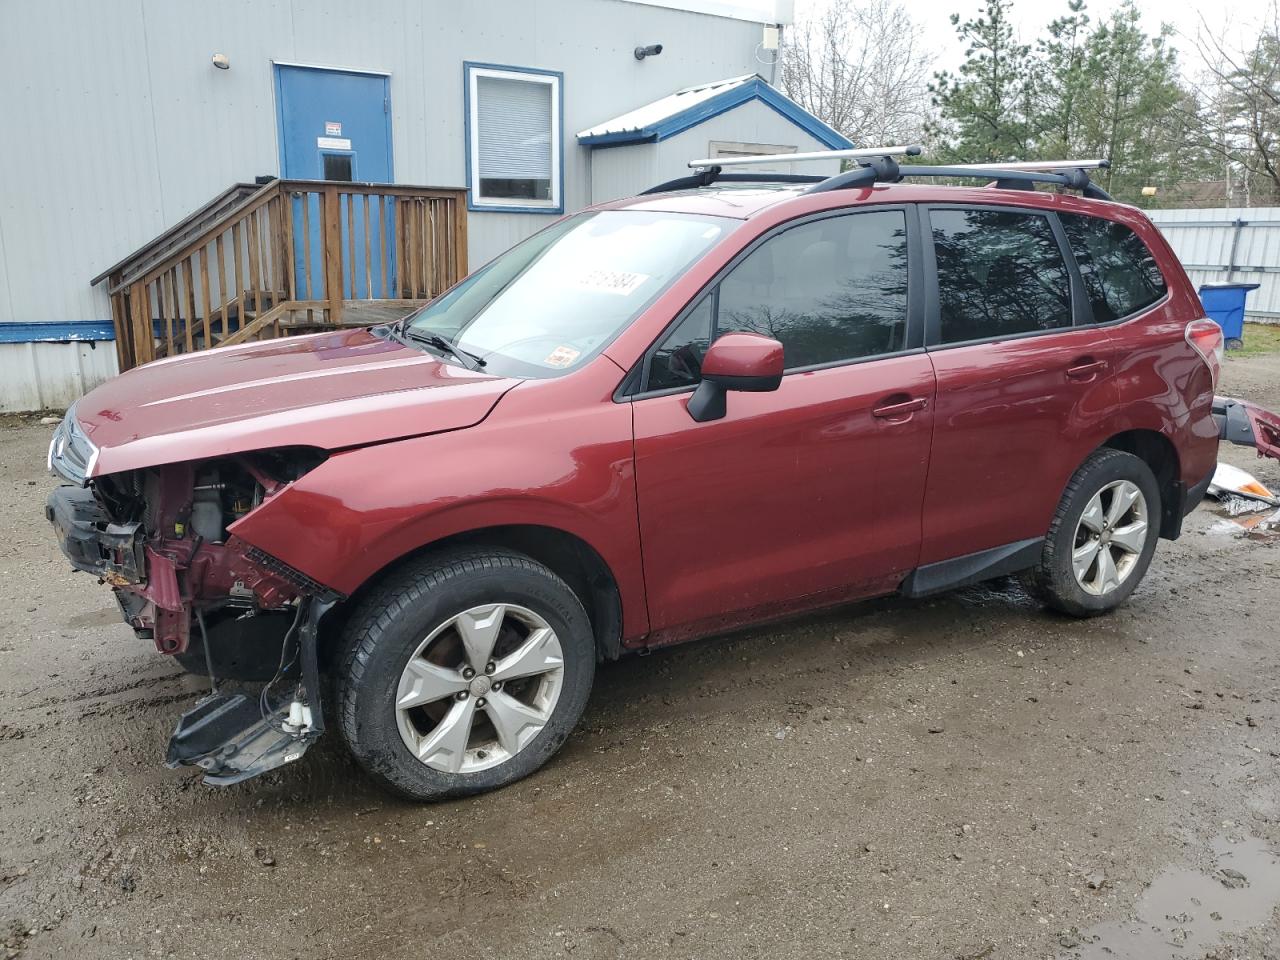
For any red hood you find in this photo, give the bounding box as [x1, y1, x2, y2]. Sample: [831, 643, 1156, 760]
[77, 328, 520, 476]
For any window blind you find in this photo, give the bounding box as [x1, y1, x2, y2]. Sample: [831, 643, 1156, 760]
[476, 75, 553, 181]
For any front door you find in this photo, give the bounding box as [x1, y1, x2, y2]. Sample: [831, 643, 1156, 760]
[274, 64, 395, 298]
[629, 208, 936, 645]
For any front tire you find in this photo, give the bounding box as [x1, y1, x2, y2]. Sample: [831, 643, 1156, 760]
[1022, 449, 1161, 618]
[335, 548, 595, 801]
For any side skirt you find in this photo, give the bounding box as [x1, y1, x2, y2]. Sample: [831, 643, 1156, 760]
[899, 537, 1044, 599]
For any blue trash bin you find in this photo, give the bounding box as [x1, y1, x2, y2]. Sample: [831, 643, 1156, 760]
[1199, 282, 1261, 349]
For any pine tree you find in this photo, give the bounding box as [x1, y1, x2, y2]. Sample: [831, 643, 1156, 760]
[1072, 2, 1212, 203]
[1031, 0, 1091, 158]
[927, 0, 1032, 162]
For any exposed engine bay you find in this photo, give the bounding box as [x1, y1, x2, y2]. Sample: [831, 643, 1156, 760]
[47, 415, 342, 784]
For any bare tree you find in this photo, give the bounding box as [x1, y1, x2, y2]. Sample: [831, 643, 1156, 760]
[779, 0, 931, 147]
[1192, 4, 1280, 204]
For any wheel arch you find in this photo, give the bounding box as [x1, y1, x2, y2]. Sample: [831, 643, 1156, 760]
[326, 524, 626, 664]
[1100, 429, 1182, 539]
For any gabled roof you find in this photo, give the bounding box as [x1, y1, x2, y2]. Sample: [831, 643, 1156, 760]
[576, 74, 852, 150]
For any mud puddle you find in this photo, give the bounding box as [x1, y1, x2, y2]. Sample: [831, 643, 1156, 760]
[1059, 836, 1280, 959]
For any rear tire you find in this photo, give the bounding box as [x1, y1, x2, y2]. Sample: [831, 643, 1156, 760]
[1022, 449, 1161, 618]
[334, 547, 594, 801]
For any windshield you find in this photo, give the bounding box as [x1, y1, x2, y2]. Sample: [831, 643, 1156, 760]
[402, 210, 734, 377]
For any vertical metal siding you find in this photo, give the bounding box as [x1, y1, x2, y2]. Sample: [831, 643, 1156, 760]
[1, 0, 767, 331]
[592, 146, 659, 206]
[1148, 208, 1280, 320]
[0, 342, 119, 413]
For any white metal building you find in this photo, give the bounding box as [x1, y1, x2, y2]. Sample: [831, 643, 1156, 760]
[1, 0, 854, 411]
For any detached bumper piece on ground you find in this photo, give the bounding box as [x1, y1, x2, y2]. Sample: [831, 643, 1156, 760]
[1214, 396, 1280, 463]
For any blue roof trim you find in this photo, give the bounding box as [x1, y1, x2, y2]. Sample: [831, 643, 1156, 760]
[0, 321, 116, 344]
[578, 77, 852, 150]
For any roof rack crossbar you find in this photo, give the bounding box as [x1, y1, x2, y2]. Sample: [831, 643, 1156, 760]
[640, 170, 827, 196]
[687, 144, 923, 170]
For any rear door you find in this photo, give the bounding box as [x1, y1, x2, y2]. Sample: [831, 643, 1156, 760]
[918, 204, 1118, 566]
[629, 207, 936, 644]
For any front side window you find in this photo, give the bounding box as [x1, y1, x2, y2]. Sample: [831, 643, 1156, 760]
[1060, 212, 1167, 322]
[645, 210, 910, 390]
[466, 64, 561, 211]
[930, 208, 1073, 344]
[404, 210, 731, 378]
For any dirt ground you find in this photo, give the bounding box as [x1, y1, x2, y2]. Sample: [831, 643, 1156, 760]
[3, 357, 1280, 960]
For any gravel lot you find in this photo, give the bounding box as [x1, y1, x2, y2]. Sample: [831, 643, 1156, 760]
[2, 355, 1279, 960]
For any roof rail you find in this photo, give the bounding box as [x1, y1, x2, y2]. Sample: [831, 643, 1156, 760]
[893, 162, 1114, 201]
[641, 147, 1114, 201]
[640, 172, 826, 196]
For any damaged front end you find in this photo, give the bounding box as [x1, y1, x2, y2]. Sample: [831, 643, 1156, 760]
[46, 409, 342, 785]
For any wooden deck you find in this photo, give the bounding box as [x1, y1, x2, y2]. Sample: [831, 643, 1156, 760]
[94, 179, 468, 370]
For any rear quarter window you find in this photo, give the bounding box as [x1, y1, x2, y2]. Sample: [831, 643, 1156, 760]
[1059, 213, 1167, 323]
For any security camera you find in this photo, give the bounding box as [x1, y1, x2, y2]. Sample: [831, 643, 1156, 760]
[634, 43, 664, 60]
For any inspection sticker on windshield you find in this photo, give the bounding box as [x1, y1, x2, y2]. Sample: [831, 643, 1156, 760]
[566, 268, 649, 296]
[544, 345, 581, 368]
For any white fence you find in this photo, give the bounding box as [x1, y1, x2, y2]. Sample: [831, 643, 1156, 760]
[1148, 207, 1280, 321]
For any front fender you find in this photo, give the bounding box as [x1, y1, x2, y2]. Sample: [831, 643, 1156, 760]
[229, 397, 648, 638]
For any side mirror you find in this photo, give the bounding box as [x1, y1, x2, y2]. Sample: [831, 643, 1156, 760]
[687, 332, 784, 422]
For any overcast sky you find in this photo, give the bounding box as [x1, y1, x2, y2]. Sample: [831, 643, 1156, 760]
[790, 0, 1272, 76]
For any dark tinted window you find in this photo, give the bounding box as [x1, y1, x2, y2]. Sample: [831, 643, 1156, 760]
[931, 208, 1072, 344]
[1060, 213, 1167, 322]
[322, 153, 353, 181]
[646, 210, 909, 389]
[648, 293, 714, 391]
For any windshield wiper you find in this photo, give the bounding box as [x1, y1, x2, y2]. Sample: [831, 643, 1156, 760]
[399, 328, 486, 370]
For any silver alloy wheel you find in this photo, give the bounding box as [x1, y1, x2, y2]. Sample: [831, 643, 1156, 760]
[1071, 479, 1149, 596]
[394, 603, 565, 773]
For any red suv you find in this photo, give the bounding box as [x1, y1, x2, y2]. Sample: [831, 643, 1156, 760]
[47, 155, 1230, 800]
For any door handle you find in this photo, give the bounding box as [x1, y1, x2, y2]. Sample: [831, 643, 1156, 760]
[872, 396, 928, 419]
[1066, 358, 1108, 380]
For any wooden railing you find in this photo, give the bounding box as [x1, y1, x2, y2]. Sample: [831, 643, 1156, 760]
[95, 179, 468, 370]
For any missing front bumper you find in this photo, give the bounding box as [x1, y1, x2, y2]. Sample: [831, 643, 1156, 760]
[165, 594, 335, 786]
[45, 485, 143, 582]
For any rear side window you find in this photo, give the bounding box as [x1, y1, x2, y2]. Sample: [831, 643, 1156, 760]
[645, 210, 910, 389]
[930, 208, 1073, 344]
[1060, 213, 1167, 322]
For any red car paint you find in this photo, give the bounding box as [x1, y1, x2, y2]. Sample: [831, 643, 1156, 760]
[62, 182, 1225, 656]
[78, 326, 520, 476]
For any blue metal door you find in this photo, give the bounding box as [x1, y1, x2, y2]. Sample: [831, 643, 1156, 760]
[274, 64, 395, 299]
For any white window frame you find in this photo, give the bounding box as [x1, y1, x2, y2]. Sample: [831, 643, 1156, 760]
[465, 63, 563, 213]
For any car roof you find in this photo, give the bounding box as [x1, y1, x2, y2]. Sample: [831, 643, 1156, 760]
[599, 181, 1131, 221]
